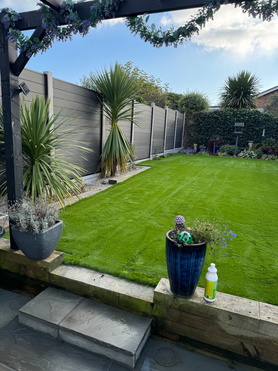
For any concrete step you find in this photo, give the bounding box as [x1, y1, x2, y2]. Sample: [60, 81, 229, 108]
[19, 287, 152, 369]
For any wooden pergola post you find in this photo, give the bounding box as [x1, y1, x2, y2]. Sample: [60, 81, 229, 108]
[0, 17, 23, 249]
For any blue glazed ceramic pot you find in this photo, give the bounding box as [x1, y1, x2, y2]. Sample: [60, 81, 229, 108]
[165, 231, 207, 298]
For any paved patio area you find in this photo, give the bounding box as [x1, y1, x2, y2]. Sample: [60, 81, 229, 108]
[0, 288, 261, 371]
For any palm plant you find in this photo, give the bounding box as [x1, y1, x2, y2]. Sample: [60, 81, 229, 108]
[90, 63, 138, 176]
[220, 70, 260, 109]
[18, 96, 90, 206]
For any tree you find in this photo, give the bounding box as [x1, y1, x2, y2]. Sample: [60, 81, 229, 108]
[86, 63, 138, 177]
[220, 70, 260, 109]
[167, 92, 183, 110]
[263, 93, 278, 119]
[179, 92, 209, 114]
[121, 62, 170, 108]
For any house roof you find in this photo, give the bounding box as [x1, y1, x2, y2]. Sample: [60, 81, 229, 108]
[258, 86, 278, 97]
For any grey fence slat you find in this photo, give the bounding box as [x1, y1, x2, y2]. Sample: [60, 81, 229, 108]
[133, 103, 152, 160]
[153, 106, 165, 154]
[175, 114, 184, 148]
[166, 109, 176, 150]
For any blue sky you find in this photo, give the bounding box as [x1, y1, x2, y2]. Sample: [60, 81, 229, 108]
[3, 0, 278, 105]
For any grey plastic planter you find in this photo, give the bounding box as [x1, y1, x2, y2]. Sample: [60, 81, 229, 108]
[11, 220, 63, 260]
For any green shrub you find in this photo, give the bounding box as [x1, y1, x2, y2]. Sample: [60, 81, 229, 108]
[254, 149, 263, 159]
[219, 144, 237, 156]
[239, 150, 257, 159]
[196, 150, 209, 156]
[218, 152, 228, 157]
[179, 92, 209, 114]
[261, 154, 278, 160]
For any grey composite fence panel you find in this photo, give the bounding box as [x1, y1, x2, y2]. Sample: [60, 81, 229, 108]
[152, 105, 165, 155]
[166, 109, 176, 150]
[52, 77, 101, 175]
[0, 67, 185, 180]
[176, 113, 184, 148]
[19, 69, 46, 105]
[117, 103, 132, 143]
[133, 103, 152, 160]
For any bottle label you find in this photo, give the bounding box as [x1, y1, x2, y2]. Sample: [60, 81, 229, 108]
[204, 280, 217, 300]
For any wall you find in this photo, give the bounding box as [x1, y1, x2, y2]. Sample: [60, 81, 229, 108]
[0, 68, 184, 177]
[0, 241, 277, 371]
[257, 89, 278, 109]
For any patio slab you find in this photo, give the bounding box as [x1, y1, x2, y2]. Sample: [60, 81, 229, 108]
[19, 287, 152, 368]
[0, 287, 263, 371]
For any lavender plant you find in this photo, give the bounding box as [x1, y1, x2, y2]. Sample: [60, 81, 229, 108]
[9, 198, 59, 233]
[170, 215, 236, 255]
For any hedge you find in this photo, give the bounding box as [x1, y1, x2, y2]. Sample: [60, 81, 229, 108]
[184, 109, 278, 149]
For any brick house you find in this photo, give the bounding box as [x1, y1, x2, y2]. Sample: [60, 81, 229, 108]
[257, 86, 278, 109]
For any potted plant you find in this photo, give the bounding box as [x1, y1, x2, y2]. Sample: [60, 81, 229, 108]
[9, 198, 63, 260]
[166, 215, 236, 298]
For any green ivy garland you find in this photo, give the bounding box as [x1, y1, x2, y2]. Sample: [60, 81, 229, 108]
[1, 0, 278, 56]
[126, 0, 278, 47]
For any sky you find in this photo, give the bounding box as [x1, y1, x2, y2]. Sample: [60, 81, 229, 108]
[2, 0, 278, 105]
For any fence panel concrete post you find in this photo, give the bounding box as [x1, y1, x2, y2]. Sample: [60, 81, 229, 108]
[173, 110, 178, 151]
[43, 71, 54, 118]
[100, 96, 106, 171]
[163, 106, 168, 155]
[181, 113, 185, 149]
[130, 100, 135, 145]
[149, 102, 155, 159]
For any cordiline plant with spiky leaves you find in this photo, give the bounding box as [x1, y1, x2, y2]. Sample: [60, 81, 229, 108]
[17, 96, 91, 207]
[89, 63, 138, 177]
[220, 70, 260, 109]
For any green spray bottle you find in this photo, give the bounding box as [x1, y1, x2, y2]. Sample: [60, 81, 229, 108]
[204, 263, 218, 302]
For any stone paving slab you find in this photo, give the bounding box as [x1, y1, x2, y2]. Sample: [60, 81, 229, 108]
[19, 287, 152, 368]
[19, 287, 83, 338]
[0, 289, 30, 329]
[59, 298, 152, 368]
[0, 288, 262, 371]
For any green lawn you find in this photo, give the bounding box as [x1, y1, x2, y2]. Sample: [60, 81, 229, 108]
[57, 154, 278, 305]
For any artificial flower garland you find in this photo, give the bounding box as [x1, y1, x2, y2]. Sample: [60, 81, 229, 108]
[1, 0, 278, 57]
[126, 0, 278, 47]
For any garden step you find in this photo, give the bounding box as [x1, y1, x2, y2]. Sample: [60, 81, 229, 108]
[19, 287, 152, 369]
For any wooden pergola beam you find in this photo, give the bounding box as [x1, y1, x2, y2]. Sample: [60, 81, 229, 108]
[16, 0, 252, 31]
[12, 26, 46, 77]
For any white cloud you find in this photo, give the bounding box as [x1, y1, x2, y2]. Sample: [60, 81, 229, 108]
[100, 17, 125, 28]
[1, 0, 39, 12]
[160, 5, 278, 56]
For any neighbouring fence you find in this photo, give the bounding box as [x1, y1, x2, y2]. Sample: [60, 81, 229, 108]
[0, 68, 185, 177]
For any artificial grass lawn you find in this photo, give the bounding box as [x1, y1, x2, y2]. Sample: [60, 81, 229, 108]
[57, 154, 278, 305]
